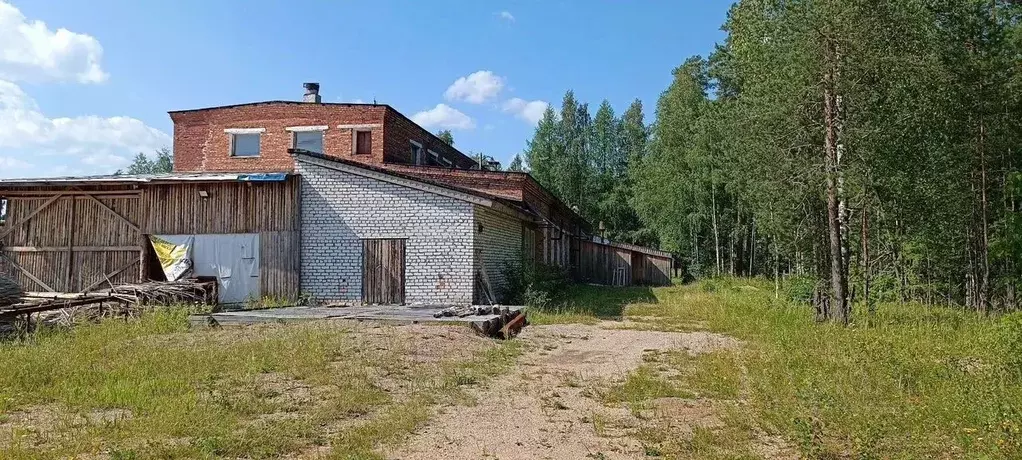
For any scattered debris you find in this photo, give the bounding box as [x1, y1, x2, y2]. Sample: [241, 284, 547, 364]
[1, 279, 216, 324]
[0, 276, 22, 307]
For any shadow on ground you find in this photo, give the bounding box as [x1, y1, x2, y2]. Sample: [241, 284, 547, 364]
[551, 284, 659, 320]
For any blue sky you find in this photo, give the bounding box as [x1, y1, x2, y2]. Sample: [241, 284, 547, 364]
[0, 1, 730, 178]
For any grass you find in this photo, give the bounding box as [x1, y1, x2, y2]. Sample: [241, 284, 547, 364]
[543, 278, 1022, 459]
[0, 310, 521, 458]
[527, 284, 657, 325]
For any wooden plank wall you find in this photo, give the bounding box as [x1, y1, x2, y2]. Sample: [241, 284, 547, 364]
[575, 239, 672, 287]
[143, 181, 297, 234]
[260, 230, 300, 298]
[0, 178, 300, 297]
[0, 193, 142, 292]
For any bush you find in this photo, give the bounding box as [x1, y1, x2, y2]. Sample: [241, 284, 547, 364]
[500, 255, 569, 308]
[784, 275, 817, 304]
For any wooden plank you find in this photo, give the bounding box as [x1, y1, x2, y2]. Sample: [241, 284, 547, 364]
[1, 190, 141, 197]
[0, 253, 55, 292]
[83, 193, 141, 234]
[361, 239, 406, 305]
[67, 196, 76, 290]
[0, 193, 63, 240]
[1, 246, 142, 252]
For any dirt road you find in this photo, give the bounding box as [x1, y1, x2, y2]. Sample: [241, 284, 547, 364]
[389, 322, 738, 460]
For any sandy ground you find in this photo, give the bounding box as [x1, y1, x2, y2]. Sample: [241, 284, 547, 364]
[388, 322, 739, 460]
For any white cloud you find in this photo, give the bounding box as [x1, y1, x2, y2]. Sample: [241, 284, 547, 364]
[0, 1, 107, 84]
[502, 98, 549, 125]
[0, 80, 170, 170]
[444, 70, 505, 104]
[81, 152, 127, 166]
[411, 103, 475, 130]
[0, 155, 30, 169]
[499, 11, 515, 22]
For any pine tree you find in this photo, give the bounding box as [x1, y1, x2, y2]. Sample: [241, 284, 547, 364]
[507, 154, 525, 172]
[523, 106, 560, 190]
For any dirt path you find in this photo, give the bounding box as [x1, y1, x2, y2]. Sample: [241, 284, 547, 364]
[388, 322, 738, 460]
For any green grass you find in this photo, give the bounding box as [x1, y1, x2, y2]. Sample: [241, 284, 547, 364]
[528, 284, 657, 324]
[0, 310, 521, 458]
[546, 279, 1022, 458]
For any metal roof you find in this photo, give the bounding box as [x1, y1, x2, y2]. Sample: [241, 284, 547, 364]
[0, 172, 290, 187]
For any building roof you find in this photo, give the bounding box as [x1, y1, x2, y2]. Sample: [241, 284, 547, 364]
[0, 172, 290, 187]
[167, 100, 387, 114]
[291, 151, 536, 221]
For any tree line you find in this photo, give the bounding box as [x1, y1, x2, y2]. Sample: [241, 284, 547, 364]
[521, 0, 1022, 320]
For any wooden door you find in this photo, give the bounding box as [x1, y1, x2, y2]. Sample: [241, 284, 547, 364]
[361, 239, 405, 305]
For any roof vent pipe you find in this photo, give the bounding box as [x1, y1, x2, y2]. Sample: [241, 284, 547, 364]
[303, 82, 321, 103]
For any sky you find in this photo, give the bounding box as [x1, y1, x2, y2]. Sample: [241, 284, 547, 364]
[0, 0, 731, 179]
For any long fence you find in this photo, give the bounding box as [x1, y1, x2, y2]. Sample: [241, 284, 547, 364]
[575, 237, 673, 287]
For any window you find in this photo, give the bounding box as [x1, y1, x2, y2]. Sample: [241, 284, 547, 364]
[355, 130, 372, 155]
[0, 197, 7, 225]
[294, 131, 324, 154]
[410, 141, 423, 165]
[231, 133, 261, 157]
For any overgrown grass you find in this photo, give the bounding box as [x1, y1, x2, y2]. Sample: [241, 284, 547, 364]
[527, 284, 657, 325]
[0, 310, 521, 458]
[560, 278, 1022, 458]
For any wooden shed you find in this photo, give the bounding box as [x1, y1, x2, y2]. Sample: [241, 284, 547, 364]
[0, 173, 299, 301]
[575, 237, 673, 287]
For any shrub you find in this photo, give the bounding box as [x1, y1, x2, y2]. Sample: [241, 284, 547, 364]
[784, 275, 817, 304]
[500, 254, 569, 308]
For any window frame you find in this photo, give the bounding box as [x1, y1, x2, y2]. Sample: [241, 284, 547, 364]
[292, 130, 325, 154]
[226, 129, 264, 158]
[410, 140, 423, 165]
[353, 129, 373, 155]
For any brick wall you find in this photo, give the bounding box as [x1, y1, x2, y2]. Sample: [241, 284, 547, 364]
[383, 111, 477, 168]
[171, 103, 387, 173]
[296, 156, 475, 305]
[170, 102, 477, 173]
[473, 205, 524, 303]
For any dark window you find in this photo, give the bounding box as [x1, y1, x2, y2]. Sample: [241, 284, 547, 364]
[294, 131, 324, 154]
[231, 133, 261, 157]
[410, 142, 423, 164]
[355, 131, 372, 155]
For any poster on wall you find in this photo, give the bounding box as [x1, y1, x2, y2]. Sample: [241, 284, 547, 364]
[149, 235, 194, 281]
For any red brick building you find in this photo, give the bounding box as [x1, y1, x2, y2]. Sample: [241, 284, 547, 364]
[166, 83, 672, 286]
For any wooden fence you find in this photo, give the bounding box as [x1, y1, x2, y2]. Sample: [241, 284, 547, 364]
[575, 238, 672, 287]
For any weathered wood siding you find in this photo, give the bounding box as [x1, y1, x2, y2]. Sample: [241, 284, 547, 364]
[142, 181, 297, 234]
[575, 239, 673, 287]
[362, 238, 406, 305]
[0, 193, 143, 292]
[0, 178, 300, 296]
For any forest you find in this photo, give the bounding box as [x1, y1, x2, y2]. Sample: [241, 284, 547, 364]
[519, 0, 1022, 321]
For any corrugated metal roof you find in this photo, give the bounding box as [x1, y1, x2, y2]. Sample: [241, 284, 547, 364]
[0, 172, 290, 186]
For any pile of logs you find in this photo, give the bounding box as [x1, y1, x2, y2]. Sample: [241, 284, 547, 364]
[1, 279, 217, 321]
[470, 309, 528, 340]
[433, 305, 512, 318]
[0, 276, 22, 307]
[432, 305, 528, 339]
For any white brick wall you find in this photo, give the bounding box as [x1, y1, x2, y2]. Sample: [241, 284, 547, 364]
[297, 159, 475, 304]
[473, 205, 524, 303]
